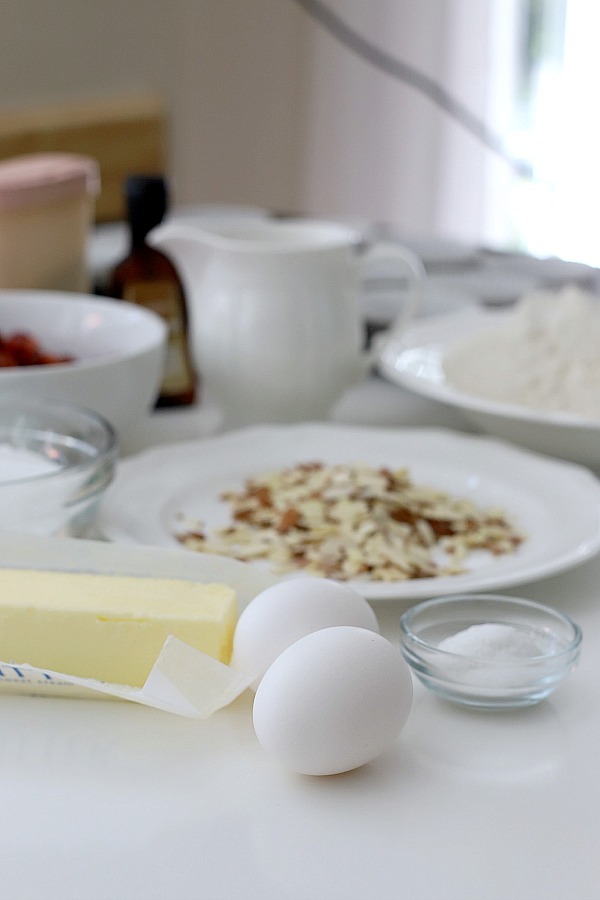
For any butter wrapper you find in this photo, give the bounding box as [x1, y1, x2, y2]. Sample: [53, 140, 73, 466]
[0, 636, 254, 718]
[0, 531, 278, 717]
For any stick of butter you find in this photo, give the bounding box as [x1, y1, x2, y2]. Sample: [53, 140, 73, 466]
[0, 568, 237, 687]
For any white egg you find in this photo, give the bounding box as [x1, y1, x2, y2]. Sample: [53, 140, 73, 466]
[253, 625, 413, 776]
[231, 577, 379, 689]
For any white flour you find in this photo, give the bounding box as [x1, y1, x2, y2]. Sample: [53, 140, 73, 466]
[0, 443, 60, 483]
[447, 286, 600, 420]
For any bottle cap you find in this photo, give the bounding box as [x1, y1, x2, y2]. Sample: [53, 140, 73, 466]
[125, 175, 168, 232]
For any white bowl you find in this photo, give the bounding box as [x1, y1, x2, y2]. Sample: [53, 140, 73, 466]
[378, 306, 600, 470]
[0, 290, 167, 451]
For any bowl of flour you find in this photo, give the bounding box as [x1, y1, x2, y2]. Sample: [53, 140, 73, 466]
[378, 286, 600, 469]
[444, 287, 600, 421]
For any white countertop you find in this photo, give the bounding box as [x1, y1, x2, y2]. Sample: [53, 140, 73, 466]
[2, 364, 600, 900]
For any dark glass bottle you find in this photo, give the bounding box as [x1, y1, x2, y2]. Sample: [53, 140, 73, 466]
[109, 175, 197, 408]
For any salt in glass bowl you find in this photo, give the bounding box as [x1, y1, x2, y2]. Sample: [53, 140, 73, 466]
[0, 396, 117, 537]
[400, 594, 582, 709]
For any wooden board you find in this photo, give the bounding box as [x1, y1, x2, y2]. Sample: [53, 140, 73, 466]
[0, 94, 167, 222]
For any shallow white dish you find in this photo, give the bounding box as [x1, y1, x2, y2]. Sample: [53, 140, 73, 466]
[378, 306, 600, 469]
[98, 424, 600, 601]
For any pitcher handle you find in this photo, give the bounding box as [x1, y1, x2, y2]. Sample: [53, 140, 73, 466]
[356, 241, 425, 368]
[358, 240, 424, 329]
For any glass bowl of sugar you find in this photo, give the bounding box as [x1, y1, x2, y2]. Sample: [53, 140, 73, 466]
[0, 396, 117, 536]
[400, 594, 582, 709]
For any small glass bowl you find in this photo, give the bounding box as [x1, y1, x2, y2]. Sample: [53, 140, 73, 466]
[0, 396, 117, 536]
[400, 594, 582, 709]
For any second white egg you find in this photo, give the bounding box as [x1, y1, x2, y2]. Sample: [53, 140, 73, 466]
[253, 625, 413, 776]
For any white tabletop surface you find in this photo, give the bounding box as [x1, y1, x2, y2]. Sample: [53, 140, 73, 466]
[3, 266, 600, 898]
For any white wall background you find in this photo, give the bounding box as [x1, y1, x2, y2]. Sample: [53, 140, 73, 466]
[0, 0, 522, 247]
[294, 0, 518, 242]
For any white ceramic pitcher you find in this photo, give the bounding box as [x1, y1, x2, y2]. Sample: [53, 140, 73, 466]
[148, 218, 423, 426]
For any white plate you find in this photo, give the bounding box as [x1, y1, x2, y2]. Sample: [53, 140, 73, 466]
[378, 306, 600, 469]
[97, 424, 600, 601]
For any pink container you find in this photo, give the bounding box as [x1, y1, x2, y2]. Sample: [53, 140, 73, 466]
[0, 153, 100, 291]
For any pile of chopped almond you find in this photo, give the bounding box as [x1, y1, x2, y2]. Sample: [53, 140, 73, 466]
[175, 462, 525, 582]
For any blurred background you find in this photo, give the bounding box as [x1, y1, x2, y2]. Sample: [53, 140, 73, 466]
[0, 0, 593, 264]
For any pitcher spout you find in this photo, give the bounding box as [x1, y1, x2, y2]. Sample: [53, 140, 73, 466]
[147, 221, 214, 290]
